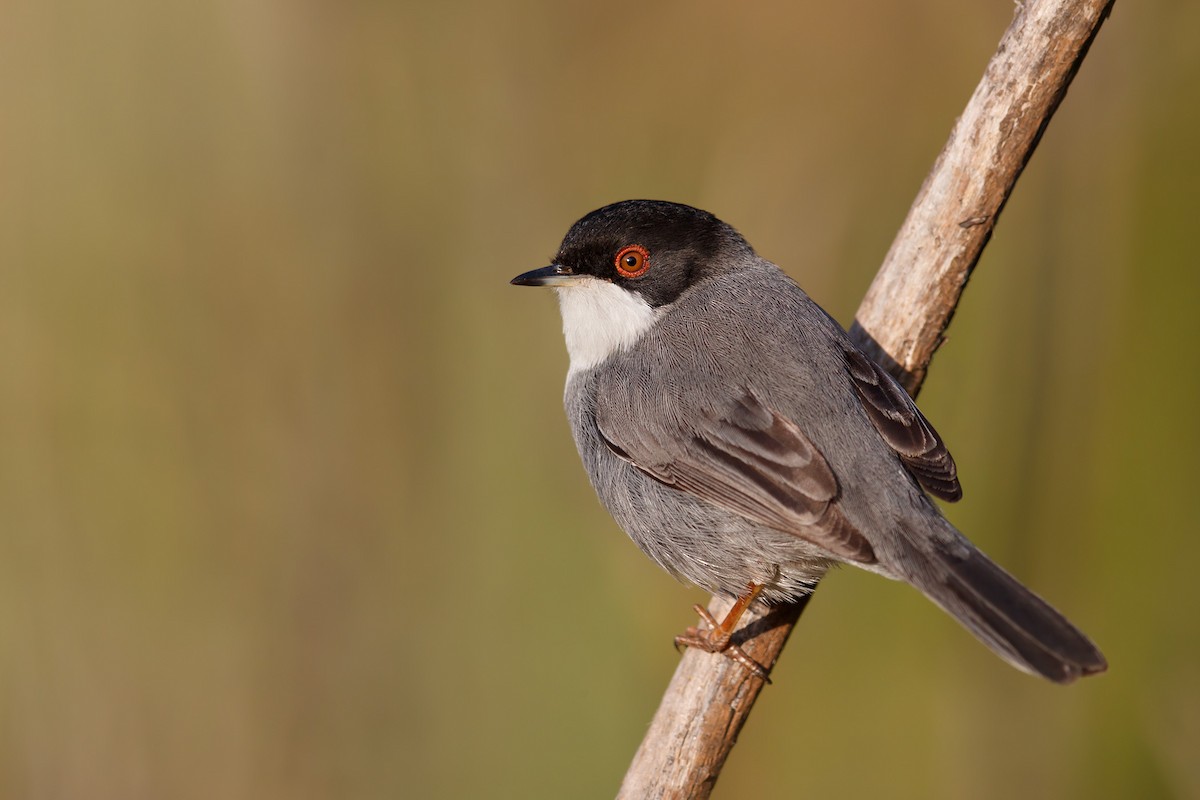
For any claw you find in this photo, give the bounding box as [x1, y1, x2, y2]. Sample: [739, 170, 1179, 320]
[673, 585, 771, 682]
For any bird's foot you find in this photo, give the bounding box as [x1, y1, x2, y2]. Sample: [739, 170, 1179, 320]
[673, 589, 771, 682]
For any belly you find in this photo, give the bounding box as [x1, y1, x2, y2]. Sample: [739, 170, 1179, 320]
[598, 448, 831, 601]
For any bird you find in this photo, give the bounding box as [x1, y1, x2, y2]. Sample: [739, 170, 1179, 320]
[511, 199, 1107, 684]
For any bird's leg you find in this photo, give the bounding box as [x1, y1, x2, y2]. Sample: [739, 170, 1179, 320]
[674, 582, 769, 680]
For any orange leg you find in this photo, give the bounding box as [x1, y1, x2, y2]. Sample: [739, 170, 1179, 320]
[674, 582, 770, 680]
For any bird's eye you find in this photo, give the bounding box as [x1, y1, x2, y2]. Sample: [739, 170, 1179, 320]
[614, 244, 650, 279]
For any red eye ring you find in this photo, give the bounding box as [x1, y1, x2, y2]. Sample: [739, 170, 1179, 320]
[615, 244, 650, 279]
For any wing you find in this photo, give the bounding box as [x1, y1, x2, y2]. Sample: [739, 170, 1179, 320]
[597, 389, 877, 564]
[844, 348, 962, 502]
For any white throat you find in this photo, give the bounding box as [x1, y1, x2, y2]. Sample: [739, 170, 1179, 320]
[555, 278, 660, 376]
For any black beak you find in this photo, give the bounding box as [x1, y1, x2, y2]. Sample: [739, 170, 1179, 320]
[510, 264, 578, 287]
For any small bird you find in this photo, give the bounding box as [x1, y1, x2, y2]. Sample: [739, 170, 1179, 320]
[512, 199, 1107, 683]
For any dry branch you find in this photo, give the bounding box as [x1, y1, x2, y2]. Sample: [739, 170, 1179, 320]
[618, 0, 1115, 797]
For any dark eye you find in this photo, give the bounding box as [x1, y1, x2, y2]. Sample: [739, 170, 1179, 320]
[614, 244, 650, 278]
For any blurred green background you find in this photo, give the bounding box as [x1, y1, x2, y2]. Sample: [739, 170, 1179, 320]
[1, 0, 1197, 798]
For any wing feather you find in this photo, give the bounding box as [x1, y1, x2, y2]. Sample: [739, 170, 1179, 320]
[845, 348, 962, 502]
[598, 390, 876, 564]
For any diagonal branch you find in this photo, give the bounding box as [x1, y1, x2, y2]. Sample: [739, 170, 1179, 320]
[618, 0, 1116, 797]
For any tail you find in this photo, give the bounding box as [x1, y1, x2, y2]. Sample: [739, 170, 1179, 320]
[902, 528, 1108, 684]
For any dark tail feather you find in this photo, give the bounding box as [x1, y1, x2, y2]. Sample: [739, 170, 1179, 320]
[906, 535, 1107, 684]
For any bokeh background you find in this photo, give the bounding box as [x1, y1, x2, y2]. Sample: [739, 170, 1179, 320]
[2, 0, 1197, 798]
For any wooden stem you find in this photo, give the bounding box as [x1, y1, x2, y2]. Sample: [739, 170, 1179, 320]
[617, 0, 1115, 797]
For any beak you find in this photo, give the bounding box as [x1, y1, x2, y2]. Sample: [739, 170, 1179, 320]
[510, 264, 580, 287]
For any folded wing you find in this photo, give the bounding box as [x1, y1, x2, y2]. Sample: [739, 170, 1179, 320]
[597, 389, 876, 564]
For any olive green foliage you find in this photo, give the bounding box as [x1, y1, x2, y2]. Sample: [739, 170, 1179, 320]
[1, 1, 1196, 798]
